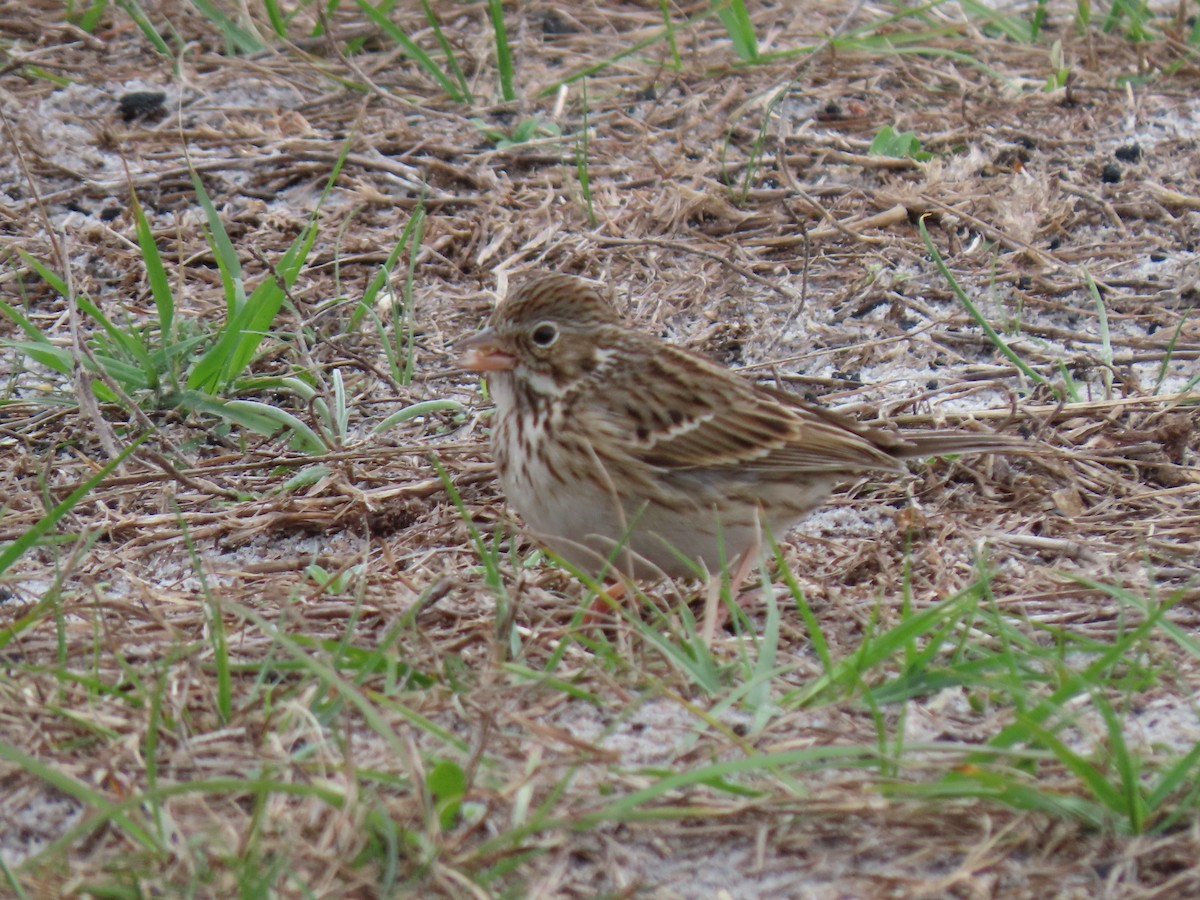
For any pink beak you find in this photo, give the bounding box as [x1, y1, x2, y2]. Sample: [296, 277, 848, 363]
[457, 329, 516, 372]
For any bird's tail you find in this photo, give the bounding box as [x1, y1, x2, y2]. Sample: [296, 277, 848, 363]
[889, 430, 1027, 460]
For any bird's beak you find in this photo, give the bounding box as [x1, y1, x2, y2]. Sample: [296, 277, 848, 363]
[457, 328, 517, 372]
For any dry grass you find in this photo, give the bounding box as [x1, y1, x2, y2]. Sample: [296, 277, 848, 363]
[2, 0, 1199, 896]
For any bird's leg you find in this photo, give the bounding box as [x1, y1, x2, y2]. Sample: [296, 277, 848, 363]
[701, 543, 761, 646]
[582, 578, 628, 627]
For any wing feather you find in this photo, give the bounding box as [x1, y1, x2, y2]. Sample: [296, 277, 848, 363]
[595, 341, 903, 475]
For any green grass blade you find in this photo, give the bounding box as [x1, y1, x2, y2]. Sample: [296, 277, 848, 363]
[185, 523, 232, 722]
[575, 78, 596, 226]
[14, 248, 69, 296]
[798, 41, 1019, 93]
[970, 600, 1168, 759]
[1153, 303, 1193, 393]
[573, 745, 880, 828]
[74, 295, 157, 391]
[0, 338, 74, 376]
[129, 188, 174, 347]
[1145, 742, 1200, 819]
[350, 219, 416, 331]
[393, 204, 426, 385]
[957, 0, 1035, 43]
[656, 0, 681, 69]
[188, 0, 264, 53]
[486, 0, 516, 101]
[715, 0, 758, 61]
[539, 4, 716, 97]
[352, 0, 467, 102]
[0, 292, 76, 376]
[261, 0, 287, 37]
[0, 738, 161, 852]
[1083, 270, 1113, 399]
[189, 170, 245, 319]
[1011, 711, 1128, 817]
[75, 0, 110, 32]
[190, 136, 351, 392]
[420, 0, 472, 102]
[113, 0, 172, 55]
[918, 216, 1053, 392]
[199, 397, 327, 452]
[372, 400, 463, 433]
[1093, 693, 1146, 833]
[0, 437, 145, 575]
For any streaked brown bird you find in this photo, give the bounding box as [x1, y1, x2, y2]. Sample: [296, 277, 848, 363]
[459, 272, 1018, 582]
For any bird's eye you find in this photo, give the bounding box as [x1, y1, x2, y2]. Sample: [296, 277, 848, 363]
[530, 322, 559, 347]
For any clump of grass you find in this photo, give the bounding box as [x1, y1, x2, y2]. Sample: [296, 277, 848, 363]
[575, 79, 597, 227]
[3, 146, 362, 453]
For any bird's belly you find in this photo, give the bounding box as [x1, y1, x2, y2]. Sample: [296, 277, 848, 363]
[501, 457, 833, 579]
[498, 455, 633, 571]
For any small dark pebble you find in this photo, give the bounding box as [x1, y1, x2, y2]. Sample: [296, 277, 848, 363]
[993, 147, 1030, 170]
[1049, 236, 1062, 250]
[118, 91, 166, 122]
[541, 11, 578, 35]
[1017, 275, 1032, 290]
[99, 206, 123, 222]
[849, 298, 887, 319]
[1114, 143, 1142, 163]
[1150, 250, 1167, 262]
[1101, 163, 1122, 184]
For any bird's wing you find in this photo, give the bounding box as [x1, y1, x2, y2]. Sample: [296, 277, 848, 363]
[601, 342, 903, 475]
